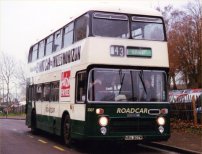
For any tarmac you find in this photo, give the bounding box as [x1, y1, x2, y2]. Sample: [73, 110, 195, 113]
[0, 115, 201, 153]
[158, 129, 202, 153]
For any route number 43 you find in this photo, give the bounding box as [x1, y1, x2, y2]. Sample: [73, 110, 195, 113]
[110, 45, 125, 57]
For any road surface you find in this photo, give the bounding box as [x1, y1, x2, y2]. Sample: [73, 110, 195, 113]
[0, 119, 175, 154]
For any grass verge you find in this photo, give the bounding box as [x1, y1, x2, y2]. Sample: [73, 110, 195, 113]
[171, 118, 202, 135]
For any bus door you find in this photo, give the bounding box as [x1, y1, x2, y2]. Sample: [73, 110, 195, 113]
[26, 85, 34, 127]
[41, 83, 51, 130]
[48, 81, 60, 134]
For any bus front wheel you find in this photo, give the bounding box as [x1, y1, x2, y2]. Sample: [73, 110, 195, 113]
[62, 114, 72, 147]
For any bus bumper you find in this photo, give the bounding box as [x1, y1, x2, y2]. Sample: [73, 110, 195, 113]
[72, 132, 170, 142]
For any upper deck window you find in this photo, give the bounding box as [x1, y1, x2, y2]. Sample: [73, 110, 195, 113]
[32, 44, 38, 62]
[38, 40, 45, 59]
[45, 35, 53, 56]
[64, 23, 74, 47]
[131, 16, 165, 41]
[74, 14, 89, 42]
[92, 12, 129, 38]
[53, 30, 62, 52]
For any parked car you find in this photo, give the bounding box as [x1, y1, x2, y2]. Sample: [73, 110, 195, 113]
[183, 89, 202, 103]
[196, 93, 202, 123]
[169, 90, 184, 103]
[169, 89, 202, 103]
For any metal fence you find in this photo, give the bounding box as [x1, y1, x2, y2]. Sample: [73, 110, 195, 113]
[0, 105, 26, 115]
[170, 95, 202, 124]
[11, 105, 26, 114]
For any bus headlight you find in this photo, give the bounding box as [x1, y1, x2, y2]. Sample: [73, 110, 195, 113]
[157, 117, 165, 126]
[99, 116, 108, 127]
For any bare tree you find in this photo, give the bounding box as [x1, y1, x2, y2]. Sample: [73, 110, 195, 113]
[0, 52, 16, 109]
[0, 75, 4, 103]
[15, 61, 27, 100]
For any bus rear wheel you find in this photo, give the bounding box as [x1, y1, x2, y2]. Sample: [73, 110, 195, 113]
[62, 114, 72, 147]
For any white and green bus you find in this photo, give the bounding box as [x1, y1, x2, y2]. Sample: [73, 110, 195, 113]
[26, 6, 170, 145]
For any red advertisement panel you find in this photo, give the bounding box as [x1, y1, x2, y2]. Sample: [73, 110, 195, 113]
[61, 70, 71, 97]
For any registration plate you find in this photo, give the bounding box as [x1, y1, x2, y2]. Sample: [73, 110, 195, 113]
[125, 135, 143, 141]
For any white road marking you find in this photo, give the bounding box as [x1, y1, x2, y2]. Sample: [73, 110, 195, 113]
[38, 139, 47, 144]
[27, 135, 34, 138]
[53, 146, 65, 152]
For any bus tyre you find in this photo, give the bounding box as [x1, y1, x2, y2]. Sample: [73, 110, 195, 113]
[31, 110, 37, 134]
[62, 114, 72, 147]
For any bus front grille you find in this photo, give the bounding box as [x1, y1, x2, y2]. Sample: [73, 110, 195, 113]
[110, 118, 156, 133]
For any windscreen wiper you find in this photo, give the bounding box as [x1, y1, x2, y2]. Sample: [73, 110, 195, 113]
[139, 70, 147, 94]
[130, 70, 136, 101]
[118, 69, 125, 95]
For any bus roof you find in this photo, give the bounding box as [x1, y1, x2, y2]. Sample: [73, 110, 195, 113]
[69, 4, 162, 21]
[29, 4, 163, 51]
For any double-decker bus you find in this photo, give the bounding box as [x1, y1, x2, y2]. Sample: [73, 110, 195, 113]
[26, 5, 170, 145]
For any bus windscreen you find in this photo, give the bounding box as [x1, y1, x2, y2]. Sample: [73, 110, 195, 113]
[88, 68, 167, 103]
[92, 12, 165, 41]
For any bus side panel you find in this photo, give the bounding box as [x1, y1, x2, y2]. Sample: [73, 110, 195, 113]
[71, 120, 86, 139]
[26, 86, 32, 127]
[36, 102, 51, 132]
[49, 102, 61, 135]
[35, 114, 62, 135]
[71, 104, 86, 138]
[36, 114, 50, 132]
[59, 103, 86, 139]
[55, 117, 62, 136]
[26, 100, 32, 127]
[70, 104, 86, 121]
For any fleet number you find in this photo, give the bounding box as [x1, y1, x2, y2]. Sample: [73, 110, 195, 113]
[87, 108, 94, 112]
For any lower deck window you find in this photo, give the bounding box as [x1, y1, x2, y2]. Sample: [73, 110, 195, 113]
[76, 71, 87, 103]
[31, 81, 59, 102]
[50, 81, 59, 101]
[44, 83, 51, 101]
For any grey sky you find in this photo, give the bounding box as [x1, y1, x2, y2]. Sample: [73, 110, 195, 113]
[0, 0, 190, 62]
